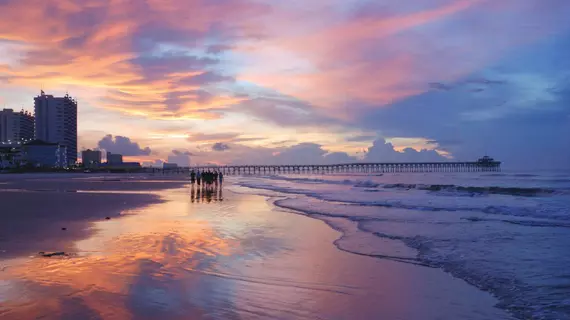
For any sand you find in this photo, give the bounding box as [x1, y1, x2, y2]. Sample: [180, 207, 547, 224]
[0, 174, 514, 319]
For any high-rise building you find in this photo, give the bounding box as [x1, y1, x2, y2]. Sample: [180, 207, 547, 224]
[82, 149, 102, 167]
[34, 91, 78, 165]
[0, 109, 34, 143]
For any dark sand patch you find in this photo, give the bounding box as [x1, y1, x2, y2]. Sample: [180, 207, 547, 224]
[0, 191, 162, 259]
[0, 174, 189, 259]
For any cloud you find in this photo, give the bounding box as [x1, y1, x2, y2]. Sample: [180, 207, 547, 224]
[179, 71, 234, 86]
[364, 138, 447, 162]
[188, 133, 240, 143]
[228, 142, 357, 165]
[1, 0, 570, 169]
[206, 44, 233, 54]
[97, 135, 152, 156]
[142, 159, 164, 168]
[167, 150, 191, 167]
[172, 149, 194, 156]
[235, 96, 340, 127]
[0, 0, 268, 120]
[353, 37, 570, 170]
[212, 142, 230, 152]
[345, 134, 378, 142]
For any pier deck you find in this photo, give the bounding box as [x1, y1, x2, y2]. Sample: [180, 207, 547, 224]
[151, 160, 501, 175]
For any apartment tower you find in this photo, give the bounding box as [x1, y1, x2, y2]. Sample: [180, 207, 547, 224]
[0, 108, 34, 143]
[34, 91, 78, 165]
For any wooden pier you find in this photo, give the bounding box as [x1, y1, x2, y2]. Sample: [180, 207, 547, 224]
[151, 157, 501, 175]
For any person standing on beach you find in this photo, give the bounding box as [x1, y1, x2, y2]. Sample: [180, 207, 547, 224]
[218, 172, 223, 185]
[190, 170, 196, 184]
[196, 170, 201, 186]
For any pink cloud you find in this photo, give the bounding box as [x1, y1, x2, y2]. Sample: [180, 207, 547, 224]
[238, 0, 570, 119]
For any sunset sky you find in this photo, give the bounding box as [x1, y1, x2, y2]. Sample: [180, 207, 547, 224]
[0, 0, 569, 169]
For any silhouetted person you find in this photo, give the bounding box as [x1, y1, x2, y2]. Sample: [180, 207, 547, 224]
[190, 170, 196, 184]
[218, 172, 223, 185]
[196, 170, 201, 185]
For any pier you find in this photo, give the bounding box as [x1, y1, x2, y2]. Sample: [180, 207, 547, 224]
[151, 157, 501, 175]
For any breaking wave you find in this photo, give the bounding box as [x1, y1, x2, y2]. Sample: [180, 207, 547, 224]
[236, 172, 570, 320]
[382, 184, 556, 196]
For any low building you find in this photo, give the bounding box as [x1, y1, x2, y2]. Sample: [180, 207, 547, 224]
[106, 152, 123, 165]
[82, 149, 102, 168]
[22, 140, 67, 168]
[163, 163, 178, 169]
[102, 162, 142, 172]
[0, 145, 23, 169]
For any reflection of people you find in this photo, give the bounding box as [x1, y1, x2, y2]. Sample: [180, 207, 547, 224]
[189, 180, 225, 203]
[205, 187, 214, 203]
[196, 184, 201, 202]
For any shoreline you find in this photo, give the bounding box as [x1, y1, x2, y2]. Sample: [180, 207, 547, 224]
[1, 176, 514, 319]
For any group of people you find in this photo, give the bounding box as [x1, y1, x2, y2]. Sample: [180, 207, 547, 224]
[190, 169, 223, 186]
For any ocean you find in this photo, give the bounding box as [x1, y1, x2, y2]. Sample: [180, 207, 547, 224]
[232, 171, 570, 320]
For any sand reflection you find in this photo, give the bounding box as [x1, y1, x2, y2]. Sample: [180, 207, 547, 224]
[0, 189, 236, 319]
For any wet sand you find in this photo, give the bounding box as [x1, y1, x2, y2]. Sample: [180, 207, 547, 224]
[0, 175, 514, 319]
[0, 174, 187, 260]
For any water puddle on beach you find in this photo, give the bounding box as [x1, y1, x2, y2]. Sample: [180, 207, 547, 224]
[0, 183, 514, 320]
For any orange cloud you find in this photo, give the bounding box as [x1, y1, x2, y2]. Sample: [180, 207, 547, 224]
[0, 0, 265, 120]
[237, 1, 482, 119]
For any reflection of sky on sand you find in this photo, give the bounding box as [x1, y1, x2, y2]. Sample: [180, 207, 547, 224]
[0, 188, 240, 319]
[0, 184, 513, 320]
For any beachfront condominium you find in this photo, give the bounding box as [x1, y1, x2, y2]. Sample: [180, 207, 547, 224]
[82, 149, 102, 167]
[34, 91, 78, 165]
[0, 109, 34, 143]
[106, 152, 123, 165]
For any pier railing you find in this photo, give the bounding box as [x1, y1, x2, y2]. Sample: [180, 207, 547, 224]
[148, 161, 501, 175]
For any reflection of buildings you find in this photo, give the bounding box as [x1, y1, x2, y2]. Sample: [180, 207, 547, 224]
[0, 109, 34, 143]
[34, 92, 77, 165]
[82, 149, 102, 168]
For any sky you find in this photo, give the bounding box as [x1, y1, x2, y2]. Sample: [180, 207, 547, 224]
[0, 0, 569, 169]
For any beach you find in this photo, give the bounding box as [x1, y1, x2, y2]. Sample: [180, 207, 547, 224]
[0, 173, 517, 320]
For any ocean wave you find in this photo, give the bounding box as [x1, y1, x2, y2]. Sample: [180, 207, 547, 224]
[462, 216, 570, 229]
[272, 195, 570, 320]
[353, 180, 380, 188]
[382, 183, 555, 196]
[259, 175, 353, 185]
[239, 181, 570, 220]
[257, 176, 382, 189]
